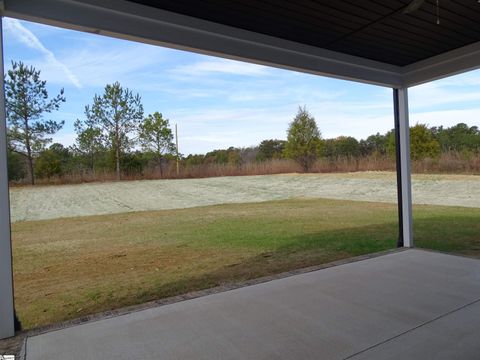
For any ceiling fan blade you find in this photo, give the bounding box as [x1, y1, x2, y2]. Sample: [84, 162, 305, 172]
[403, 0, 426, 14]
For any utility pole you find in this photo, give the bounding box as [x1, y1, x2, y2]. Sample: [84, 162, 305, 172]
[175, 123, 179, 175]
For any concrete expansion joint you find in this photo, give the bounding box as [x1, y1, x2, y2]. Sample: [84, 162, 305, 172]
[343, 297, 480, 360]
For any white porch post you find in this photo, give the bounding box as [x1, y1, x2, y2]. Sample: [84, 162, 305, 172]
[0, 16, 15, 339]
[393, 88, 413, 248]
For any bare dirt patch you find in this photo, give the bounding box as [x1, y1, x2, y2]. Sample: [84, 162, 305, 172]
[9, 171, 480, 222]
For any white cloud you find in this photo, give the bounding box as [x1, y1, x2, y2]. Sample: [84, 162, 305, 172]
[183, 132, 242, 144]
[170, 97, 394, 154]
[171, 59, 270, 77]
[409, 74, 480, 109]
[4, 18, 82, 89]
[51, 131, 76, 147]
[431, 70, 480, 87]
[25, 44, 166, 90]
[410, 108, 480, 128]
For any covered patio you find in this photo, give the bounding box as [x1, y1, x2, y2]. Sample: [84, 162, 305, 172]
[1, 0, 480, 358]
[24, 249, 480, 359]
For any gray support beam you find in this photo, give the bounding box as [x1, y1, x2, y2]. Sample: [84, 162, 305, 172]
[0, 16, 15, 339]
[393, 88, 413, 248]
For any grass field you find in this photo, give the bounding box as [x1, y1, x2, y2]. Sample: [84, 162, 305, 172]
[12, 197, 480, 329]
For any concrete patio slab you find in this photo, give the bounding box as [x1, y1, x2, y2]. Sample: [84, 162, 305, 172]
[25, 249, 480, 360]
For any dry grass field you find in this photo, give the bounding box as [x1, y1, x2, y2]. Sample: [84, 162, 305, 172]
[9, 172, 480, 222]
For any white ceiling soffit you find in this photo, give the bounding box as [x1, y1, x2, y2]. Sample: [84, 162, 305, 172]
[1, 0, 479, 88]
[401, 41, 480, 87]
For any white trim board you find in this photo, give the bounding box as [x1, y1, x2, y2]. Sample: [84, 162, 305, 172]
[401, 41, 480, 87]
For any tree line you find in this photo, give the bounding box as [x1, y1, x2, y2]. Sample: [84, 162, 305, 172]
[186, 107, 480, 172]
[5, 62, 480, 183]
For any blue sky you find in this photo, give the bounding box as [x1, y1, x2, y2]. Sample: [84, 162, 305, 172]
[3, 18, 480, 155]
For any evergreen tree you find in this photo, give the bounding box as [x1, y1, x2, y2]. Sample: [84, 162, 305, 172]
[5, 61, 65, 184]
[85, 82, 143, 180]
[73, 118, 105, 172]
[138, 112, 175, 176]
[284, 106, 321, 172]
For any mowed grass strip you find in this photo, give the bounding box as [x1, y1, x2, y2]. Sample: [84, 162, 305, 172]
[12, 198, 480, 329]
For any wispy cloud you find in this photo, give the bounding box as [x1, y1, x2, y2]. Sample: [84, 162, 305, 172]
[410, 108, 480, 128]
[4, 18, 82, 89]
[410, 78, 480, 110]
[183, 131, 242, 144]
[24, 44, 166, 90]
[171, 59, 270, 77]
[170, 98, 396, 154]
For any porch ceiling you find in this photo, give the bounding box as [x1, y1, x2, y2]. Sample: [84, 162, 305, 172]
[2, 0, 480, 87]
[129, 0, 480, 67]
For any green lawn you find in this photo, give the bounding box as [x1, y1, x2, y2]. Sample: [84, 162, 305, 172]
[12, 198, 480, 329]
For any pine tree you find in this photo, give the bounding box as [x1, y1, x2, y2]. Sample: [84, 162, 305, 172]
[5, 61, 65, 184]
[85, 82, 143, 180]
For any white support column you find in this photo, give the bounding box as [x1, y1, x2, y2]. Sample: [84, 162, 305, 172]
[0, 16, 15, 339]
[393, 88, 413, 248]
